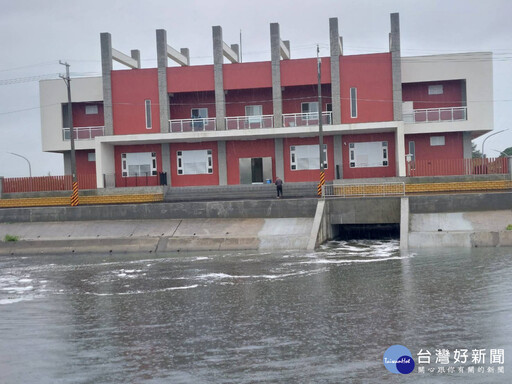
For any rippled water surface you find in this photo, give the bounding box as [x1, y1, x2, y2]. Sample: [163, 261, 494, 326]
[1, 242, 511, 383]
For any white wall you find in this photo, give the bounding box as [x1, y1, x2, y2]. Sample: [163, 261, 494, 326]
[39, 77, 103, 152]
[402, 52, 493, 136]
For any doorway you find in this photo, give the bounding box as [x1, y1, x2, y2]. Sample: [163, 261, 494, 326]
[239, 157, 272, 184]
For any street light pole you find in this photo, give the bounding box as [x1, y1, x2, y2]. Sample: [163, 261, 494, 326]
[59, 61, 79, 206]
[7, 152, 31, 178]
[317, 44, 325, 197]
[482, 129, 506, 159]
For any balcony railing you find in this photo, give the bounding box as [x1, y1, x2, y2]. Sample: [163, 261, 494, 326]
[404, 107, 467, 123]
[169, 118, 216, 133]
[62, 126, 104, 140]
[282, 112, 332, 128]
[225, 115, 274, 130]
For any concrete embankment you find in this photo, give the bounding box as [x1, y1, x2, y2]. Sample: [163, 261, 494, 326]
[407, 192, 512, 248]
[0, 199, 318, 255]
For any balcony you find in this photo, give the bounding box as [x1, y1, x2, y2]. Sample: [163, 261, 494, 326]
[283, 112, 332, 128]
[403, 106, 467, 123]
[226, 115, 274, 130]
[62, 126, 104, 141]
[168, 112, 333, 133]
[169, 118, 217, 132]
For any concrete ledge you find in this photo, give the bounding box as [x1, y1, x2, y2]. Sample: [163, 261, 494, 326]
[471, 232, 500, 247]
[409, 230, 512, 248]
[0, 238, 160, 256]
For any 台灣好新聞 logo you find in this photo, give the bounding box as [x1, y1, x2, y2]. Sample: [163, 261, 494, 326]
[383, 345, 415, 374]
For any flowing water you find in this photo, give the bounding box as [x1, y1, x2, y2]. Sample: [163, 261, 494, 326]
[0, 242, 511, 383]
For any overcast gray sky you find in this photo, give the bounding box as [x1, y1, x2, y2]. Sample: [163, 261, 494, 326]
[1, 0, 511, 177]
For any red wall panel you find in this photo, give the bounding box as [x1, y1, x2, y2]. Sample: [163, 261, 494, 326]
[223, 61, 272, 90]
[342, 132, 396, 179]
[226, 139, 275, 185]
[111, 69, 160, 134]
[75, 150, 96, 175]
[405, 132, 463, 161]
[167, 65, 215, 93]
[72, 102, 104, 127]
[170, 92, 216, 120]
[281, 57, 331, 87]
[225, 88, 273, 117]
[170, 141, 219, 187]
[282, 85, 331, 114]
[283, 136, 335, 182]
[114, 144, 162, 187]
[340, 53, 393, 124]
[402, 80, 464, 109]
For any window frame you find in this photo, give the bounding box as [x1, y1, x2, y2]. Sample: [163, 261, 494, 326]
[349, 141, 388, 168]
[301, 102, 319, 120]
[177, 149, 213, 175]
[350, 87, 357, 118]
[85, 104, 99, 115]
[290, 144, 328, 171]
[121, 152, 157, 177]
[145, 100, 152, 129]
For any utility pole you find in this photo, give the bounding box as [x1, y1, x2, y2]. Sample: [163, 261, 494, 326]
[317, 45, 325, 197]
[59, 61, 79, 206]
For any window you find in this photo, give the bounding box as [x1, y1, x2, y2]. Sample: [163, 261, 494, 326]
[428, 85, 443, 95]
[430, 136, 445, 146]
[191, 108, 208, 130]
[301, 102, 319, 120]
[88, 153, 96, 162]
[121, 152, 157, 177]
[85, 105, 98, 115]
[290, 144, 327, 170]
[145, 100, 152, 129]
[349, 141, 388, 168]
[408, 141, 415, 162]
[350, 88, 357, 118]
[245, 105, 263, 124]
[177, 149, 213, 175]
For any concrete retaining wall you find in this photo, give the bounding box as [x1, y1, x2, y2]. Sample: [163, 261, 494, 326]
[0, 217, 314, 255]
[0, 198, 318, 223]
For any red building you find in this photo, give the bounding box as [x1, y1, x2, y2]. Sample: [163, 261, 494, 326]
[39, 13, 494, 189]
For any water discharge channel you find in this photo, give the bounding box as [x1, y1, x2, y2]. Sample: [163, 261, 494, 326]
[0, 242, 511, 383]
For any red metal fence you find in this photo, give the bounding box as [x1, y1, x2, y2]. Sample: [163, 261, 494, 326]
[407, 157, 509, 177]
[3, 174, 97, 193]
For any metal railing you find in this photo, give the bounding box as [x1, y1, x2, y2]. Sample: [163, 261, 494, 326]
[283, 112, 332, 128]
[323, 182, 406, 198]
[225, 115, 274, 130]
[407, 157, 509, 177]
[62, 126, 105, 140]
[404, 107, 467, 123]
[169, 118, 216, 132]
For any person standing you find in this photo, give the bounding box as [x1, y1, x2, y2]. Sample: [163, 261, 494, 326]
[275, 177, 283, 198]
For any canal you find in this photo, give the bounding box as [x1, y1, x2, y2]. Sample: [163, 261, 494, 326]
[0, 242, 510, 383]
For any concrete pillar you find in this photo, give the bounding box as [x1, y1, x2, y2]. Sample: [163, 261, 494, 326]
[95, 142, 115, 188]
[463, 132, 472, 159]
[390, 13, 402, 121]
[161, 143, 171, 186]
[63, 152, 71, 175]
[156, 29, 170, 133]
[130, 50, 141, 69]
[212, 26, 226, 131]
[274, 138, 284, 181]
[396, 124, 406, 177]
[0, 176, 3, 199]
[270, 23, 283, 128]
[400, 197, 409, 250]
[329, 18, 342, 125]
[218, 141, 227, 185]
[333, 135, 343, 179]
[100, 33, 114, 136]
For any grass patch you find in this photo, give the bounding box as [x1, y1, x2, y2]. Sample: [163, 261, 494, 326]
[3, 234, 19, 242]
[507, 224, 512, 231]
